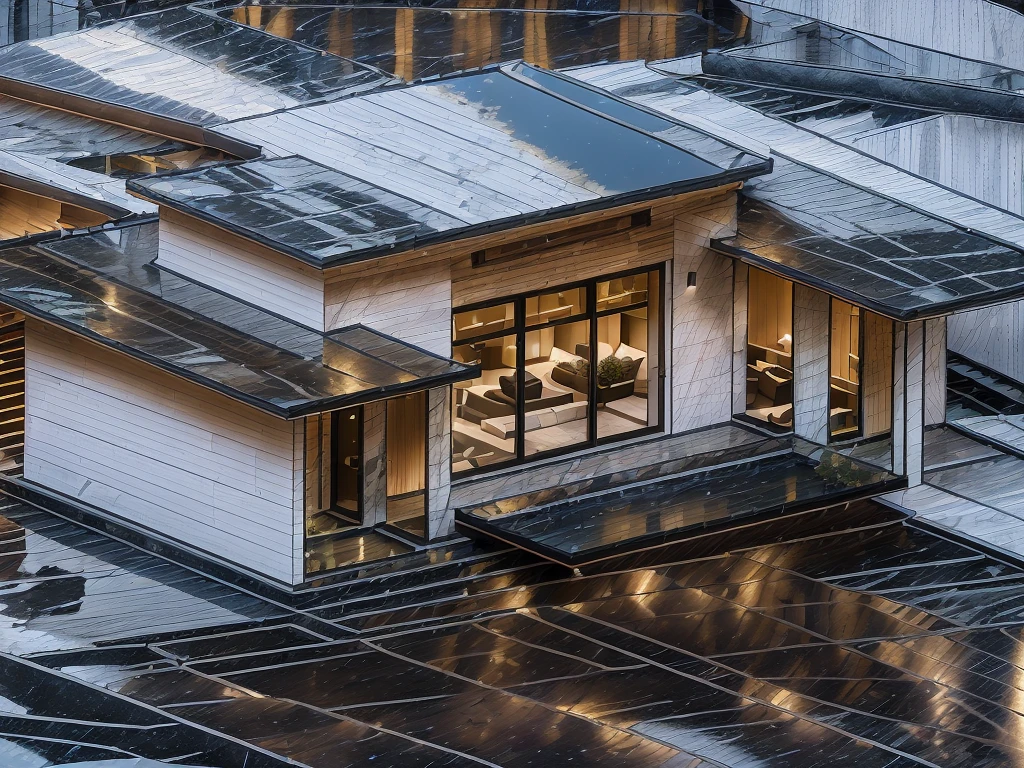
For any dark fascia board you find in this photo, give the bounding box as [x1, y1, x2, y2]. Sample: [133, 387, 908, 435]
[0, 76, 263, 159]
[702, 51, 1024, 122]
[2, 291, 477, 420]
[712, 237, 1024, 322]
[0, 168, 135, 220]
[130, 164, 771, 271]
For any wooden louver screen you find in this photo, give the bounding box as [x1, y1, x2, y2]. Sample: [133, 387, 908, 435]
[0, 312, 25, 470]
[471, 210, 652, 268]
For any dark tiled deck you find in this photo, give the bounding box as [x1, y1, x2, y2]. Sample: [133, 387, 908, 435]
[457, 440, 901, 566]
[8, 496, 1024, 766]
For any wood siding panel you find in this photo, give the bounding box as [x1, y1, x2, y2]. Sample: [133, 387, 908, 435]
[23, 320, 301, 585]
[862, 310, 893, 438]
[158, 208, 325, 331]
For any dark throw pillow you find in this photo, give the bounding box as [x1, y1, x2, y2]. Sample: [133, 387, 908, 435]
[498, 371, 542, 401]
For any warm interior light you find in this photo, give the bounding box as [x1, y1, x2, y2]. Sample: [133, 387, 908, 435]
[686, 271, 697, 288]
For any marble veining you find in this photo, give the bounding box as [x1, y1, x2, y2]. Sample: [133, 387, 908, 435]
[924, 317, 947, 427]
[906, 321, 925, 486]
[732, 261, 749, 416]
[793, 285, 829, 445]
[362, 401, 387, 527]
[426, 387, 452, 538]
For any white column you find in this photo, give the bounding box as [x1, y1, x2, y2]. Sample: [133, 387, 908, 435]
[732, 262, 749, 416]
[793, 285, 830, 444]
[361, 400, 387, 527]
[892, 324, 906, 476]
[924, 317, 947, 427]
[906, 321, 925, 486]
[426, 386, 453, 539]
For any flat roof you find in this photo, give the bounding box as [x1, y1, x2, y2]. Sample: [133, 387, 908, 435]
[129, 156, 466, 267]
[715, 157, 1024, 320]
[204, 1, 739, 81]
[0, 7, 395, 129]
[0, 223, 474, 418]
[0, 95, 180, 164]
[174, 62, 770, 266]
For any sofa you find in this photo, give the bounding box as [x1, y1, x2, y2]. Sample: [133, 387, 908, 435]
[549, 343, 645, 405]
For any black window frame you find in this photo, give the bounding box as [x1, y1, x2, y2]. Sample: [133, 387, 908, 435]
[451, 263, 665, 479]
[828, 298, 866, 443]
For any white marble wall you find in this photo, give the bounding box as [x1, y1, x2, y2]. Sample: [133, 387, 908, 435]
[426, 387, 453, 539]
[793, 285, 830, 444]
[892, 324, 906, 476]
[362, 401, 387, 526]
[924, 317, 947, 427]
[671, 204, 737, 433]
[732, 262, 749, 416]
[948, 301, 1024, 384]
[906, 321, 925, 486]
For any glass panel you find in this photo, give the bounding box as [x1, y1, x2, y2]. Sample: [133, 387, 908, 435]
[596, 272, 649, 313]
[830, 299, 862, 440]
[525, 286, 585, 326]
[452, 335, 517, 472]
[387, 392, 427, 539]
[453, 302, 514, 342]
[598, 269, 659, 440]
[332, 408, 361, 514]
[745, 268, 794, 429]
[304, 406, 362, 576]
[524, 320, 590, 457]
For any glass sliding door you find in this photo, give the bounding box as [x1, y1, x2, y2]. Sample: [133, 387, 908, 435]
[596, 270, 659, 440]
[386, 392, 427, 539]
[451, 265, 663, 477]
[829, 299, 863, 440]
[524, 318, 590, 457]
[304, 406, 362, 575]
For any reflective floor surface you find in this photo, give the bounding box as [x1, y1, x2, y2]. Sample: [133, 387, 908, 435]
[4, 493, 1024, 765]
[458, 439, 900, 565]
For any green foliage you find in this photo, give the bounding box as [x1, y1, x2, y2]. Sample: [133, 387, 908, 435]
[814, 452, 875, 488]
[597, 355, 625, 385]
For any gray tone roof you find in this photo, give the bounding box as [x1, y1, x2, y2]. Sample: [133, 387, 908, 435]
[129, 156, 465, 267]
[566, 59, 1024, 318]
[0, 6, 395, 129]
[718, 158, 1024, 320]
[202, 62, 768, 263]
[0, 223, 473, 417]
[0, 96, 179, 164]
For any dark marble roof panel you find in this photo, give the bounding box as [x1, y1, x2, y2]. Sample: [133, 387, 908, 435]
[0, 7, 395, 127]
[0, 224, 473, 417]
[716, 158, 1024, 319]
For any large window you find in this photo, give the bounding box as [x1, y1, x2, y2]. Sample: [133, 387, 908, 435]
[744, 268, 794, 430]
[829, 299, 863, 440]
[451, 266, 662, 476]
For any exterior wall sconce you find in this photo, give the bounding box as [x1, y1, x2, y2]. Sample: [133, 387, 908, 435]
[686, 271, 697, 288]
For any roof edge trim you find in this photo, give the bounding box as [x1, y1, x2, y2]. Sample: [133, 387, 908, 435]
[0, 78, 263, 159]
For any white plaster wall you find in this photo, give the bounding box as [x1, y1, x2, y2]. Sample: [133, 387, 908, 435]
[24, 320, 303, 585]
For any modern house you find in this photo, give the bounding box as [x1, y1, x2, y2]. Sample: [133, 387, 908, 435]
[0, 1, 1023, 589]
